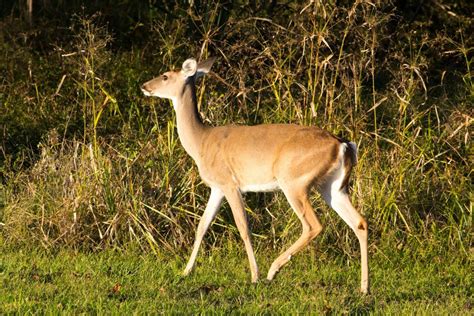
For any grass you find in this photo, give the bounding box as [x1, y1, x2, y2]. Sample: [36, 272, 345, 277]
[0, 240, 472, 314]
[0, 2, 472, 313]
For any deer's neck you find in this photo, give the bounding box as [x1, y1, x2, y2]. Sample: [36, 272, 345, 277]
[173, 80, 207, 161]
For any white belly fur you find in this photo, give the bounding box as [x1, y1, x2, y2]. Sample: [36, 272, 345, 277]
[241, 181, 280, 193]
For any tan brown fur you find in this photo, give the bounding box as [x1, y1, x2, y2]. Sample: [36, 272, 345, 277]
[196, 124, 341, 190]
[141, 57, 369, 294]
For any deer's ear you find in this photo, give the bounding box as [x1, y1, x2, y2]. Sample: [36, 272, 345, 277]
[181, 58, 197, 77]
[196, 57, 216, 78]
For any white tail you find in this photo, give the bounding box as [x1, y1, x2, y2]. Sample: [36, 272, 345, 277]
[141, 57, 369, 294]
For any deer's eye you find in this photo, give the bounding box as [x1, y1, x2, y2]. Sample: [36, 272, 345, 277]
[162, 75, 168, 81]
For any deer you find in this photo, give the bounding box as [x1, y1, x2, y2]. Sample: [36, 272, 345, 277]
[141, 57, 369, 294]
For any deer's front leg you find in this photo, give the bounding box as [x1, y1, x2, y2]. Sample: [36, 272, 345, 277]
[183, 188, 224, 276]
[223, 188, 259, 283]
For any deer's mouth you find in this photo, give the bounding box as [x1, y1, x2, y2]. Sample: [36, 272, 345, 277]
[141, 84, 154, 96]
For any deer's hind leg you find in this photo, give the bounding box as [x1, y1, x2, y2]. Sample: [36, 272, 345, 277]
[319, 169, 369, 294]
[267, 182, 323, 280]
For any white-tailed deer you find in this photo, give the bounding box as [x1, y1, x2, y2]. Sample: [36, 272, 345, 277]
[141, 57, 369, 294]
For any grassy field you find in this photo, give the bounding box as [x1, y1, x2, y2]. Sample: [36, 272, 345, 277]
[1, 1, 472, 313]
[1, 240, 472, 314]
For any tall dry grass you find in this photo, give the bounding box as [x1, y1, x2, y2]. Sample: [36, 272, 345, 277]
[1, 2, 472, 254]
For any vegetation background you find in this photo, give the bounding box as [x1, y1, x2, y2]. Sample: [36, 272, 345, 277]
[0, 0, 472, 313]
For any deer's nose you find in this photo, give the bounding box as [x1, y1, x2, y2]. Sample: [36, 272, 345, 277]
[141, 83, 152, 96]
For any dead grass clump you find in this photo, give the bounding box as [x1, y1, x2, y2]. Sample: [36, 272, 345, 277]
[1, 2, 472, 253]
[2, 130, 209, 251]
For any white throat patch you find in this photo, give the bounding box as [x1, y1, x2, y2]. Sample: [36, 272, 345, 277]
[170, 97, 178, 110]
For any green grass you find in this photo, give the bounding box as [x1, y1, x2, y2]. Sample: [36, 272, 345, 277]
[1, 242, 472, 314]
[1, 2, 472, 314]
